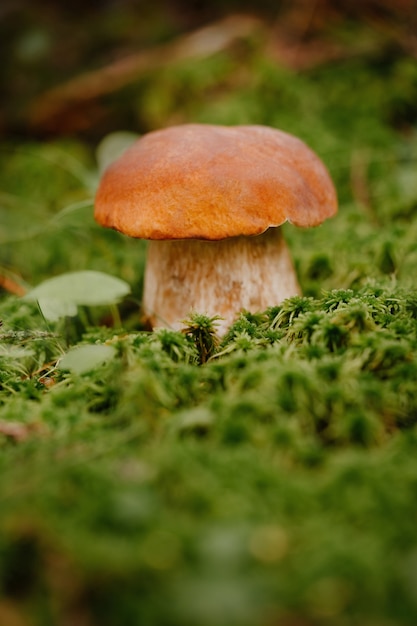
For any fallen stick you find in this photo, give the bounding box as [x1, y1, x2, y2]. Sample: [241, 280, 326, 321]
[29, 15, 261, 131]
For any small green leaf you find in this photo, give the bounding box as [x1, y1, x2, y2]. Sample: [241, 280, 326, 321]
[36, 297, 78, 321]
[58, 343, 116, 374]
[0, 344, 34, 360]
[173, 407, 214, 434]
[24, 270, 131, 321]
[96, 131, 139, 173]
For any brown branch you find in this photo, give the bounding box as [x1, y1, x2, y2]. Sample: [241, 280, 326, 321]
[0, 420, 35, 442]
[0, 273, 27, 296]
[29, 15, 261, 132]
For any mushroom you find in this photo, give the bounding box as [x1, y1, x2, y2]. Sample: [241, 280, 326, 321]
[94, 124, 337, 334]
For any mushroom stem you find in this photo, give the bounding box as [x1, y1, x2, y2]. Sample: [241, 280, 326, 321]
[142, 227, 300, 334]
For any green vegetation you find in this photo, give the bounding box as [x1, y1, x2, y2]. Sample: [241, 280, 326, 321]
[2, 10, 417, 625]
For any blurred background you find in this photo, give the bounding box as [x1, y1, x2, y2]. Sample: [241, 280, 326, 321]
[1, 0, 416, 141]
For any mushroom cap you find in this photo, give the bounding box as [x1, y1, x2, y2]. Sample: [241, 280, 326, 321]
[94, 124, 337, 240]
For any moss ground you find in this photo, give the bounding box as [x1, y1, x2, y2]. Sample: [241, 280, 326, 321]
[1, 11, 417, 625]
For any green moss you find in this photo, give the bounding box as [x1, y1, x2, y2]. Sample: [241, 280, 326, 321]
[2, 26, 417, 626]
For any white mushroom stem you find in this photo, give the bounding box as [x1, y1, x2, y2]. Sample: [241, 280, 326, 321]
[142, 226, 300, 335]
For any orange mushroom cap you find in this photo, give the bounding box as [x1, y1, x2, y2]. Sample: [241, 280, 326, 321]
[94, 124, 337, 241]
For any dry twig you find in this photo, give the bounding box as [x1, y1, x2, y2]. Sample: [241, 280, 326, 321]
[29, 15, 261, 133]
